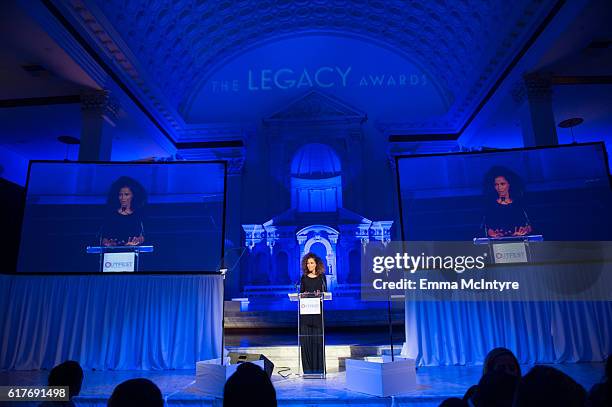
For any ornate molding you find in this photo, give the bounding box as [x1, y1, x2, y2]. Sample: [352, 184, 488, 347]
[175, 124, 250, 143]
[175, 145, 246, 175]
[370, 221, 394, 246]
[242, 224, 265, 252]
[387, 140, 460, 167]
[60, 0, 557, 134]
[61, 0, 181, 132]
[24, 0, 108, 87]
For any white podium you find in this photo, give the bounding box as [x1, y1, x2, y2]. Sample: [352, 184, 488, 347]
[289, 292, 332, 378]
[86, 245, 154, 272]
[473, 234, 543, 263]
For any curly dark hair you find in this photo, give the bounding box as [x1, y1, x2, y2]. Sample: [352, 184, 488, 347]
[483, 166, 525, 202]
[106, 176, 147, 210]
[301, 252, 325, 275]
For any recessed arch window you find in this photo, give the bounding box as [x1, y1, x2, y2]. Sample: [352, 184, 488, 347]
[290, 143, 342, 212]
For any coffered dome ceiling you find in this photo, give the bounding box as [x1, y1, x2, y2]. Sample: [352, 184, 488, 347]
[58, 0, 558, 138]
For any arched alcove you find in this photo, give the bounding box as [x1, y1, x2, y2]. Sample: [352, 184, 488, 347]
[290, 143, 342, 212]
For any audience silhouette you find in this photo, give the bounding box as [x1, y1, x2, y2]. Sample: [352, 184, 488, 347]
[107, 378, 163, 407]
[586, 355, 611, 407]
[439, 397, 468, 407]
[482, 347, 521, 377]
[223, 362, 277, 407]
[39, 360, 83, 407]
[43, 352, 610, 407]
[474, 370, 518, 407]
[514, 365, 586, 407]
[463, 348, 521, 406]
[450, 348, 601, 407]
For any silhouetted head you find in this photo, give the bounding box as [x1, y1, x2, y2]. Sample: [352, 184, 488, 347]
[48, 360, 84, 399]
[439, 397, 468, 407]
[514, 365, 586, 407]
[223, 362, 276, 407]
[475, 370, 518, 407]
[301, 252, 325, 276]
[463, 384, 478, 402]
[108, 378, 163, 407]
[483, 347, 521, 377]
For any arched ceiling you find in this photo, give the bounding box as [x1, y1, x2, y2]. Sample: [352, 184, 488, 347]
[57, 0, 558, 138]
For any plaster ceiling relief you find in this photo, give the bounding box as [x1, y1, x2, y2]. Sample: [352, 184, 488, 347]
[63, 0, 558, 135]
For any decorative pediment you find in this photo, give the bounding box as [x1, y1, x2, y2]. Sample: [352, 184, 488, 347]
[264, 91, 366, 124]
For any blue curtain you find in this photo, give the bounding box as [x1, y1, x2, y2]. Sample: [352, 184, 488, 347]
[0, 274, 223, 370]
[404, 301, 612, 366]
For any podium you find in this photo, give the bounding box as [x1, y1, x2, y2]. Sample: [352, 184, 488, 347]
[473, 235, 543, 263]
[288, 292, 332, 378]
[86, 245, 154, 272]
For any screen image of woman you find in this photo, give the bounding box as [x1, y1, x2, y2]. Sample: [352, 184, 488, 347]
[482, 166, 533, 238]
[299, 253, 327, 375]
[100, 176, 146, 247]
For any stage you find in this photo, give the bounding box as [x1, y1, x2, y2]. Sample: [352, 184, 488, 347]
[0, 362, 604, 407]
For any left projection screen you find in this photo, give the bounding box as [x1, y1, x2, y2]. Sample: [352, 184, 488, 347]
[17, 161, 226, 273]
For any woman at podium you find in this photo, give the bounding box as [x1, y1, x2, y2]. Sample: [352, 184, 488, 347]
[299, 253, 327, 375]
[100, 176, 146, 246]
[483, 167, 532, 238]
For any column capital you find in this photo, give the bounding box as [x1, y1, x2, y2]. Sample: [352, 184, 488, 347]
[387, 152, 397, 171]
[80, 90, 120, 125]
[512, 73, 553, 105]
[227, 157, 246, 176]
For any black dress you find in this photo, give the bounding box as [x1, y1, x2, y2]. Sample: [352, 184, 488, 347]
[483, 201, 531, 236]
[300, 274, 326, 375]
[100, 210, 144, 245]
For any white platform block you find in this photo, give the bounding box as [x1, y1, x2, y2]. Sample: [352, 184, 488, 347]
[345, 358, 416, 397]
[195, 358, 265, 397]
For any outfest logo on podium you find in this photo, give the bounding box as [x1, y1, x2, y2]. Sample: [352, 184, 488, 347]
[102, 252, 136, 273]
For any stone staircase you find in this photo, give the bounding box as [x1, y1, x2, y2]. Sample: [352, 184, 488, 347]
[226, 344, 405, 375]
[224, 300, 405, 328]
